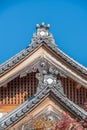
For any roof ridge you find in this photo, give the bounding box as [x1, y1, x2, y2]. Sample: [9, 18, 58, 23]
[0, 23, 87, 76]
[58, 47, 87, 70]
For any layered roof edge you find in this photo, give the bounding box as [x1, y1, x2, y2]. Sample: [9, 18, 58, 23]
[0, 23, 87, 76]
[0, 23, 87, 129]
[0, 84, 87, 129]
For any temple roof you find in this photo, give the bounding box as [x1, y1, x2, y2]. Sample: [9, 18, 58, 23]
[0, 81, 87, 129]
[0, 23, 87, 76]
[0, 24, 87, 129]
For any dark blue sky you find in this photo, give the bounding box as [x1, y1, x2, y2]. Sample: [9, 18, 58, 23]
[0, 0, 87, 67]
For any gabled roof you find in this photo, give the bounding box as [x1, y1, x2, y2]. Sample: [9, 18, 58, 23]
[0, 82, 87, 130]
[0, 23, 87, 77]
[0, 23, 87, 130]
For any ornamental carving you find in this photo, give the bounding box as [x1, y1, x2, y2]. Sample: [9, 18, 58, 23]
[31, 22, 55, 45]
[35, 60, 65, 95]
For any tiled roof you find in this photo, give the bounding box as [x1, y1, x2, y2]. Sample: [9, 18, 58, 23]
[0, 23, 87, 76]
[0, 23, 87, 129]
[0, 84, 87, 130]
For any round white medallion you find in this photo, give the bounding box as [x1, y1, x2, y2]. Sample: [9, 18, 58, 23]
[40, 31, 46, 36]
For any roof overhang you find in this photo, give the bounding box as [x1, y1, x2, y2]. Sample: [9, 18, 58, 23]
[0, 85, 87, 129]
[0, 44, 87, 88]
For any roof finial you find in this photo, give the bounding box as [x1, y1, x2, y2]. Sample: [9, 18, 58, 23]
[36, 22, 50, 36]
[36, 22, 50, 30]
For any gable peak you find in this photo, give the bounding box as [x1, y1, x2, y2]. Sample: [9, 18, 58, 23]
[30, 22, 55, 45]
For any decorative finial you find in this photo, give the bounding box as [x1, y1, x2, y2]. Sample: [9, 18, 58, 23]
[41, 22, 45, 26]
[36, 22, 50, 36]
[31, 22, 55, 44]
[36, 22, 50, 30]
[36, 24, 40, 28]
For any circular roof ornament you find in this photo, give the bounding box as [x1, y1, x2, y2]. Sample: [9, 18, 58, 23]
[40, 31, 46, 36]
[36, 22, 50, 36]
